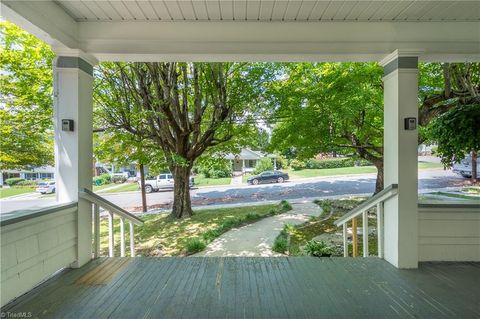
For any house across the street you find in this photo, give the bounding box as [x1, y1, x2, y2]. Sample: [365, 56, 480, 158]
[224, 148, 277, 174]
[0, 166, 55, 185]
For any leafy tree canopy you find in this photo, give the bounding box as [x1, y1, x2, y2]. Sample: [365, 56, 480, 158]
[0, 21, 54, 169]
[268, 62, 385, 191]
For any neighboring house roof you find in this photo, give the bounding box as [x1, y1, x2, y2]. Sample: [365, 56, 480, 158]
[224, 148, 276, 160]
[1, 166, 55, 174]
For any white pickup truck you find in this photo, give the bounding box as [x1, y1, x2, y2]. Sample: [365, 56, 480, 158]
[140, 173, 194, 193]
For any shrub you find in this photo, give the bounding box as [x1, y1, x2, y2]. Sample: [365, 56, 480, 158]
[92, 173, 112, 186]
[274, 155, 287, 170]
[303, 240, 334, 257]
[5, 178, 25, 186]
[280, 200, 292, 211]
[273, 236, 288, 253]
[184, 237, 206, 254]
[16, 180, 37, 188]
[254, 157, 274, 174]
[289, 159, 306, 171]
[196, 158, 231, 179]
[304, 158, 371, 170]
[112, 175, 127, 184]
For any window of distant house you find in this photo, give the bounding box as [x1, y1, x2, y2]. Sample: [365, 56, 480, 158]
[248, 160, 255, 167]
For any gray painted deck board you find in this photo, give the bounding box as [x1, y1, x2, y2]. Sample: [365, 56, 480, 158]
[2, 257, 479, 319]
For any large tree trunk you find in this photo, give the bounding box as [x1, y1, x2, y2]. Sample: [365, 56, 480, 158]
[372, 160, 384, 194]
[171, 165, 193, 218]
[139, 163, 147, 213]
[472, 150, 478, 183]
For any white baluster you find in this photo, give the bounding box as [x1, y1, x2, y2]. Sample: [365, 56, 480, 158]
[94, 203, 100, 258]
[363, 211, 369, 257]
[108, 211, 114, 257]
[343, 223, 348, 257]
[129, 221, 135, 257]
[120, 217, 125, 257]
[377, 202, 384, 259]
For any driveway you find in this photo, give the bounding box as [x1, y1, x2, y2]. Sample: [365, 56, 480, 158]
[0, 169, 466, 214]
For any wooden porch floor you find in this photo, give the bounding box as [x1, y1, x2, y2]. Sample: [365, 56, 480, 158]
[3, 257, 479, 319]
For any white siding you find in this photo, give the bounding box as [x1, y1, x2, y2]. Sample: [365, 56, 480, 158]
[418, 205, 480, 262]
[1, 205, 78, 306]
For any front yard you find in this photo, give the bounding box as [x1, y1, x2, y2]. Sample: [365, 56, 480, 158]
[0, 187, 35, 199]
[273, 197, 379, 257]
[99, 201, 291, 256]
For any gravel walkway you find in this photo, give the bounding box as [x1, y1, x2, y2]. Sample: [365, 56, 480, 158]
[194, 201, 322, 257]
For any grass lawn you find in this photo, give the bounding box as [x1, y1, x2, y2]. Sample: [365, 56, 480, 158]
[279, 162, 443, 180]
[99, 201, 291, 256]
[193, 174, 231, 187]
[418, 162, 444, 169]
[273, 197, 379, 257]
[286, 166, 377, 179]
[92, 183, 118, 192]
[102, 183, 139, 193]
[0, 187, 35, 199]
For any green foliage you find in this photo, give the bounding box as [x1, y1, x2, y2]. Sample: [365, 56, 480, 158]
[268, 63, 383, 163]
[184, 238, 206, 254]
[274, 155, 287, 169]
[15, 180, 37, 188]
[195, 157, 231, 179]
[305, 158, 371, 169]
[280, 200, 293, 211]
[0, 21, 54, 169]
[272, 233, 288, 253]
[254, 157, 274, 174]
[303, 240, 335, 257]
[426, 104, 480, 165]
[92, 173, 112, 186]
[290, 159, 306, 171]
[5, 178, 25, 186]
[112, 175, 127, 184]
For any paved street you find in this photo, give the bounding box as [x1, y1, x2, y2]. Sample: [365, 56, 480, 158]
[0, 168, 466, 214]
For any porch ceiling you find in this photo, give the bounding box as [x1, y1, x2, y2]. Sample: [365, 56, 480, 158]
[53, 1, 480, 22]
[1, 0, 479, 62]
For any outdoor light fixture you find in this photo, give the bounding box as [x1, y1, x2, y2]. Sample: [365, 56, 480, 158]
[404, 117, 416, 130]
[61, 119, 74, 132]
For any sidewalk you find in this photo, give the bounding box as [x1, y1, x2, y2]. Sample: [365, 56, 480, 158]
[193, 202, 322, 257]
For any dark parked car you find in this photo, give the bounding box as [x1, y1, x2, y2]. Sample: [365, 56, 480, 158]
[247, 170, 289, 185]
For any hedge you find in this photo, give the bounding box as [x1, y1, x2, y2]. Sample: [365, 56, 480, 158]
[291, 158, 372, 171]
[5, 178, 25, 186]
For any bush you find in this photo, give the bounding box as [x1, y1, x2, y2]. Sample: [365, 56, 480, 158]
[272, 235, 288, 253]
[303, 240, 334, 257]
[196, 158, 231, 179]
[254, 157, 274, 174]
[92, 173, 112, 186]
[305, 158, 371, 169]
[184, 237, 206, 254]
[280, 200, 292, 211]
[16, 180, 37, 188]
[290, 159, 306, 171]
[5, 178, 25, 186]
[112, 175, 127, 184]
[274, 155, 287, 170]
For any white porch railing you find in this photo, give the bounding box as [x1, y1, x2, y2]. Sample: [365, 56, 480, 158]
[334, 184, 398, 258]
[79, 188, 144, 258]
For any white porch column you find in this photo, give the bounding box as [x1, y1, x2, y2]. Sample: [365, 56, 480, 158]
[53, 51, 97, 267]
[380, 50, 419, 269]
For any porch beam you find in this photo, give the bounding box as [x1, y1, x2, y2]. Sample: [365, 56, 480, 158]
[1, 0, 78, 50]
[79, 21, 480, 62]
[380, 49, 419, 269]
